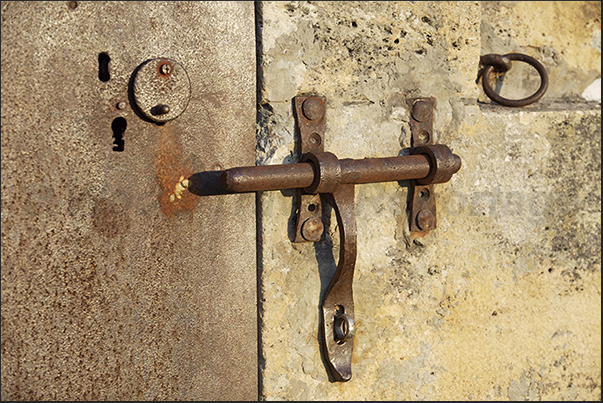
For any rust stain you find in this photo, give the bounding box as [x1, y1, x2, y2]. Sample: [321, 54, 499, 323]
[154, 125, 197, 217]
[92, 197, 130, 237]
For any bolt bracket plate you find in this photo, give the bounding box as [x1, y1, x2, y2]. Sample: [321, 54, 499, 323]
[407, 97, 437, 236]
[293, 96, 326, 243]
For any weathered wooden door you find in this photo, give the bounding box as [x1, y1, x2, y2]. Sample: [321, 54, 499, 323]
[1, 1, 257, 400]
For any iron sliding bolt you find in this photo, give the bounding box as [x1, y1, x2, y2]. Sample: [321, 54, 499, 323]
[219, 148, 461, 193]
[186, 96, 461, 382]
[216, 147, 459, 382]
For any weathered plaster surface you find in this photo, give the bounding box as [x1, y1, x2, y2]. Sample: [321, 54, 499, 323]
[257, 1, 600, 400]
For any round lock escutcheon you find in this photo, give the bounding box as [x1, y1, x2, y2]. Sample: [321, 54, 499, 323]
[132, 58, 191, 123]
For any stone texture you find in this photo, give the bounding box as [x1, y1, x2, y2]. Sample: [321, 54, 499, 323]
[257, 1, 600, 400]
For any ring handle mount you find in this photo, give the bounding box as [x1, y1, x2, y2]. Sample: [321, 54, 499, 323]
[480, 53, 549, 107]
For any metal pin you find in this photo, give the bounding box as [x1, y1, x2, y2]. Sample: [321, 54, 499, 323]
[154, 105, 170, 115]
[159, 63, 172, 76]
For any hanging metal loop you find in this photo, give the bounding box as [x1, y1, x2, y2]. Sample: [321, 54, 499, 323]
[480, 53, 549, 107]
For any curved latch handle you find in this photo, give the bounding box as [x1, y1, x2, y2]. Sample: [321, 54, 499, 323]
[321, 184, 357, 382]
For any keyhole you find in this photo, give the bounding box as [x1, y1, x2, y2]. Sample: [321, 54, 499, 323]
[98, 52, 111, 82]
[112, 117, 126, 151]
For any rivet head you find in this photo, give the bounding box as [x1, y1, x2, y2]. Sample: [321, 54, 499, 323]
[302, 98, 324, 121]
[153, 104, 170, 116]
[309, 133, 322, 146]
[159, 63, 172, 76]
[412, 100, 432, 122]
[116, 101, 126, 110]
[416, 209, 435, 230]
[301, 217, 324, 242]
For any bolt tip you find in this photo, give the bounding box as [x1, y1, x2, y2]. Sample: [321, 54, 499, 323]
[453, 154, 462, 173]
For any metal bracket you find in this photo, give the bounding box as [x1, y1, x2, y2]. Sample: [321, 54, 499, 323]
[293, 96, 326, 242]
[407, 97, 436, 236]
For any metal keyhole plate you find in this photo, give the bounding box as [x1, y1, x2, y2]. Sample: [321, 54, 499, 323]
[132, 58, 191, 123]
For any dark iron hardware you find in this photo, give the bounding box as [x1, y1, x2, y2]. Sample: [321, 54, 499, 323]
[220, 151, 457, 192]
[185, 96, 461, 382]
[407, 97, 437, 235]
[480, 53, 549, 107]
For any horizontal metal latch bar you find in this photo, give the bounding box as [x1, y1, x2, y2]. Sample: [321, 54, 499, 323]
[220, 150, 460, 193]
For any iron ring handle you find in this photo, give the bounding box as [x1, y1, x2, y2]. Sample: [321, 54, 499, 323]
[480, 53, 549, 107]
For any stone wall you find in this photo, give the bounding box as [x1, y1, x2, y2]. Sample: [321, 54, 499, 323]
[256, 1, 600, 400]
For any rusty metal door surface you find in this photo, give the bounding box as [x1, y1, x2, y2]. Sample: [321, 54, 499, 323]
[1, 1, 257, 400]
